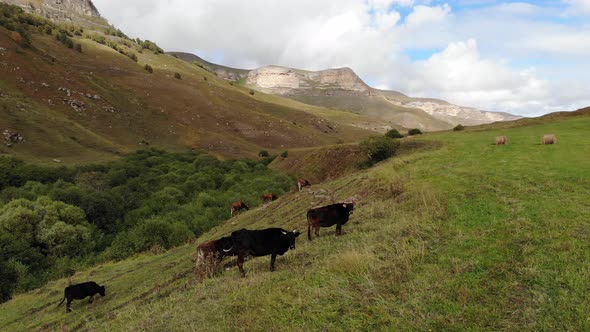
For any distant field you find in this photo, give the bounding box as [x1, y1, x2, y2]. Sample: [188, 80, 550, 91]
[1, 115, 589, 331]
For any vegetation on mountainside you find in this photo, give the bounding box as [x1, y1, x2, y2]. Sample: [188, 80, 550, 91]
[0, 149, 292, 302]
[408, 128, 422, 135]
[1, 114, 588, 331]
[360, 135, 401, 166]
[385, 128, 404, 138]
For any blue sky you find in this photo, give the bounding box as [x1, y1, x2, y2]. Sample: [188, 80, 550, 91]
[94, 0, 590, 116]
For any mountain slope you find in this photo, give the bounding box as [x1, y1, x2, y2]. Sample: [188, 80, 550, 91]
[0, 6, 376, 163]
[1, 113, 589, 331]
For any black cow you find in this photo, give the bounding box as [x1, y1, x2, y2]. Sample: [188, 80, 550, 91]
[307, 202, 355, 240]
[57, 281, 105, 313]
[231, 228, 300, 277]
[196, 235, 237, 263]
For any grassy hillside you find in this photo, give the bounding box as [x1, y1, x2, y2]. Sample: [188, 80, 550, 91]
[0, 14, 375, 164]
[2, 113, 589, 330]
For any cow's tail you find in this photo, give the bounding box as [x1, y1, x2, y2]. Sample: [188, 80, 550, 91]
[57, 295, 65, 307]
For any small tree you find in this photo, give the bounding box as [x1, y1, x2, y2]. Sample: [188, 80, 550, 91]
[144, 64, 153, 73]
[174, 72, 182, 80]
[73, 43, 82, 53]
[453, 124, 465, 131]
[385, 129, 403, 139]
[127, 52, 138, 62]
[408, 128, 422, 136]
[280, 151, 288, 158]
[249, 90, 255, 96]
[258, 150, 269, 158]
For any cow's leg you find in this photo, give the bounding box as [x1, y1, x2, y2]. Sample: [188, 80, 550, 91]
[270, 253, 277, 272]
[230, 208, 234, 217]
[237, 254, 246, 277]
[336, 224, 342, 236]
[315, 225, 320, 237]
[88, 295, 94, 303]
[66, 298, 72, 313]
[308, 223, 312, 241]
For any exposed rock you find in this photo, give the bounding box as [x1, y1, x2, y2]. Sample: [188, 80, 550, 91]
[3, 129, 25, 145]
[102, 106, 116, 113]
[64, 98, 86, 112]
[2, 0, 105, 27]
[247, 66, 370, 96]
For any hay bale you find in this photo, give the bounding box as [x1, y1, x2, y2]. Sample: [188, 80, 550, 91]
[495, 136, 507, 145]
[542, 134, 556, 145]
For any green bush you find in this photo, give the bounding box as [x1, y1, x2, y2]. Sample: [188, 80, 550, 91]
[408, 128, 422, 136]
[74, 43, 82, 53]
[144, 64, 153, 73]
[258, 150, 269, 158]
[360, 136, 401, 166]
[385, 129, 404, 139]
[174, 72, 182, 80]
[249, 89, 255, 96]
[280, 151, 288, 158]
[55, 31, 74, 48]
[453, 124, 465, 131]
[127, 52, 138, 62]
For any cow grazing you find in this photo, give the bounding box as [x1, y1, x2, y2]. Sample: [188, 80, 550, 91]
[230, 201, 249, 217]
[230, 228, 300, 277]
[307, 202, 355, 240]
[196, 235, 236, 264]
[57, 281, 105, 313]
[262, 193, 278, 202]
[297, 179, 311, 192]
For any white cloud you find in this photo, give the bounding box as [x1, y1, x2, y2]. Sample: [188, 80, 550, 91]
[405, 4, 451, 28]
[92, 0, 590, 117]
[564, 0, 590, 15]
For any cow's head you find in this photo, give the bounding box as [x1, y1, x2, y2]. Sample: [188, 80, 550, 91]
[282, 230, 300, 250]
[342, 201, 355, 214]
[99, 285, 106, 297]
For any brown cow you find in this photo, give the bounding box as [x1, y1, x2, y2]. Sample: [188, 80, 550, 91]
[230, 201, 249, 217]
[262, 193, 278, 202]
[307, 202, 355, 240]
[297, 179, 311, 192]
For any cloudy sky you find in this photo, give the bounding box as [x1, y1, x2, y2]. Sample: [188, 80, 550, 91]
[92, 0, 590, 116]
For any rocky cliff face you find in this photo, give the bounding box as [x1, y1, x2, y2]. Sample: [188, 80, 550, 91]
[246, 64, 520, 127]
[2, 0, 105, 26]
[246, 66, 371, 96]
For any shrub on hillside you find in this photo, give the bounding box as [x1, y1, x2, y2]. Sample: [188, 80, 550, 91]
[127, 52, 138, 62]
[258, 150, 269, 158]
[174, 72, 182, 80]
[249, 89, 255, 96]
[280, 151, 289, 158]
[385, 129, 404, 139]
[408, 128, 422, 136]
[360, 136, 401, 166]
[55, 31, 74, 48]
[453, 124, 465, 131]
[144, 64, 153, 73]
[74, 43, 82, 53]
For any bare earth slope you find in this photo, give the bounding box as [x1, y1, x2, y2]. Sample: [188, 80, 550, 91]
[0, 7, 375, 163]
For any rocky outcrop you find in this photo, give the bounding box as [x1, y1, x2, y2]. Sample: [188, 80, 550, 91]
[2, 0, 106, 26]
[246, 66, 370, 96]
[3, 129, 24, 146]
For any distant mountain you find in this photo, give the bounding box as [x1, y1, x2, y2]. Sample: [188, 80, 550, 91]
[169, 54, 523, 130]
[245, 65, 521, 129]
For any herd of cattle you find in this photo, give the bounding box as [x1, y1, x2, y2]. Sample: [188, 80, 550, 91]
[197, 178, 354, 277]
[57, 178, 354, 312]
